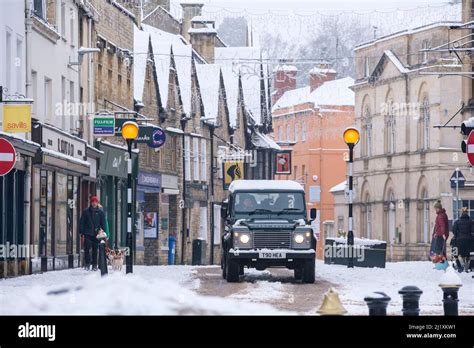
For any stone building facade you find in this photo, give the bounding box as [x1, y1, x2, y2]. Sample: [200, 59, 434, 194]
[351, 21, 472, 261]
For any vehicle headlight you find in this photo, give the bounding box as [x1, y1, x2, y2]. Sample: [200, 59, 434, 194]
[240, 234, 250, 244]
[294, 233, 305, 244]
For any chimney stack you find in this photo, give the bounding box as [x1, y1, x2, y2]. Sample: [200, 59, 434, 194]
[272, 65, 298, 104]
[309, 63, 336, 92]
[181, 2, 204, 42]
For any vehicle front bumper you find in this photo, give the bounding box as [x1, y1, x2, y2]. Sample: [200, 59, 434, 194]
[228, 249, 315, 260]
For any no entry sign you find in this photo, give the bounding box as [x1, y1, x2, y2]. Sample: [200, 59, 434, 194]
[0, 138, 16, 176]
[468, 130, 474, 167]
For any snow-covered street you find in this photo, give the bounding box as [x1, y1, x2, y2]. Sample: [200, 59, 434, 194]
[0, 261, 472, 315]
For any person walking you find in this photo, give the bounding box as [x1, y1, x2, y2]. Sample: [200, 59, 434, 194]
[79, 196, 106, 271]
[430, 200, 449, 269]
[452, 207, 473, 273]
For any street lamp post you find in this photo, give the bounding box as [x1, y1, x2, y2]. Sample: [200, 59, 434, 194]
[343, 127, 360, 269]
[122, 121, 139, 274]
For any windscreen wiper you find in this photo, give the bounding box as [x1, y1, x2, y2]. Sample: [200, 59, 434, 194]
[248, 208, 273, 215]
[277, 208, 302, 215]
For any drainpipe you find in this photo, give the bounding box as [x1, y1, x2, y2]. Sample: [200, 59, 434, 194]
[209, 125, 215, 264]
[25, 0, 32, 104]
[25, 0, 33, 274]
[180, 118, 187, 265]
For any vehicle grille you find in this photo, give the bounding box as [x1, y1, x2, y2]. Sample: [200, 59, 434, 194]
[253, 231, 291, 249]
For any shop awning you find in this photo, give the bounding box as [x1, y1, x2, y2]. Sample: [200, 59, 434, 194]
[251, 132, 282, 151]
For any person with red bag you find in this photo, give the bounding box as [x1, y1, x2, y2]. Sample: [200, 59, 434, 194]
[430, 200, 449, 269]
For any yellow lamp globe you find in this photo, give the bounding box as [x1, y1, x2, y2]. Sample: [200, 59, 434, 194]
[343, 127, 360, 146]
[121, 121, 139, 140]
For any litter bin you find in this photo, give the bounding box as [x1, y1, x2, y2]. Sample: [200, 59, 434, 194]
[168, 236, 176, 265]
[192, 239, 207, 265]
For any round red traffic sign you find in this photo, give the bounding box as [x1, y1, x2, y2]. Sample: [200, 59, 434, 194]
[0, 138, 17, 176]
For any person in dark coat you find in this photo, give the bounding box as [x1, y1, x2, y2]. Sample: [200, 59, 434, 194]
[79, 196, 106, 271]
[431, 200, 449, 260]
[452, 207, 473, 273]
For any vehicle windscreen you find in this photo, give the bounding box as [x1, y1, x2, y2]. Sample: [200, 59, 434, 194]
[234, 192, 305, 215]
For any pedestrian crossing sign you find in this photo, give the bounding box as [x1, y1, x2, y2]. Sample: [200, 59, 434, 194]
[223, 161, 244, 189]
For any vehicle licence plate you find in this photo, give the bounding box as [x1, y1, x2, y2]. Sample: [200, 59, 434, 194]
[259, 252, 286, 259]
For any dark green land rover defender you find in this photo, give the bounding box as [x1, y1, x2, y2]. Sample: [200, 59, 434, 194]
[221, 180, 317, 283]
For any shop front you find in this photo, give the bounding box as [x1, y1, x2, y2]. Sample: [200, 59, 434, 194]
[96, 141, 138, 252]
[31, 122, 89, 273]
[0, 133, 39, 278]
[137, 171, 161, 265]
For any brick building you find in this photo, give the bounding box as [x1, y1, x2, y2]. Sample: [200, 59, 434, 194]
[272, 65, 355, 258]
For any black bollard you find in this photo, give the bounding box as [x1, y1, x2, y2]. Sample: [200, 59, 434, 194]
[440, 286, 460, 316]
[364, 292, 391, 316]
[398, 286, 423, 316]
[98, 241, 108, 276]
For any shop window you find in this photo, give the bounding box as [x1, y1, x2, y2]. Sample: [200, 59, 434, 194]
[199, 206, 208, 241]
[184, 136, 191, 181]
[193, 137, 200, 181]
[55, 173, 68, 256]
[201, 140, 207, 182]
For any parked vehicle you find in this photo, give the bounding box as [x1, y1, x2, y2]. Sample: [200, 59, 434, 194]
[221, 180, 317, 283]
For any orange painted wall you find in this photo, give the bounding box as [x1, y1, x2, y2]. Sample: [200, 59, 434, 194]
[273, 104, 355, 258]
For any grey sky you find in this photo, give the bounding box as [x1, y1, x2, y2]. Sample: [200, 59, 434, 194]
[170, 0, 461, 45]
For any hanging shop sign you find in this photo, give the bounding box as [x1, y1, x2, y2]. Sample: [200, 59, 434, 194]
[135, 125, 166, 148]
[275, 150, 292, 175]
[2, 104, 32, 133]
[93, 116, 115, 136]
[223, 160, 244, 190]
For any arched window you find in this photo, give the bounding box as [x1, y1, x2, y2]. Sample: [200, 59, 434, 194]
[386, 99, 396, 154]
[366, 196, 372, 239]
[420, 96, 430, 150]
[362, 105, 372, 157]
[422, 190, 429, 243]
[278, 126, 283, 141]
[361, 192, 372, 238]
[301, 121, 306, 141]
[387, 191, 396, 243]
[286, 124, 291, 142]
[294, 123, 299, 142]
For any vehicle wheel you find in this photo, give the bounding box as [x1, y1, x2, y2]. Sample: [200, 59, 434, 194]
[302, 259, 315, 284]
[226, 256, 240, 283]
[294, 267, 303, 281]
[239, 265, 245, 275]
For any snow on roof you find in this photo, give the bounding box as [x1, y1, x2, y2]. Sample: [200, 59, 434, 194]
[195, 63, 221, 122]
[215, 47, 267, 124]
[188, 27, 217, 34]
[355, 21, 462, 51]
[229, 180, 304, 192]
[309, 77, 355, 107]
[329, 181, 347, 193]
[252, 131, 281, 150]
[133, 25, 150, 103]
[173, 44, 193, 116]
[382, 50, 409, 74]
[144, 24, 194, 112]
[272, 86, 311, 111]
[273, 64, 298, 73]
[272, 77, 354, 112]
[220, 65, 239, 128]
[309, 67, 337, 75]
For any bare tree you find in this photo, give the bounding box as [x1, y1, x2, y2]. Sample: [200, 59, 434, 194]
[217, 17, 248, 47]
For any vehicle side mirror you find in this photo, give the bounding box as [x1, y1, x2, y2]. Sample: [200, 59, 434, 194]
[310, 208, 317, 221]
[221, 202, 228, 219]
